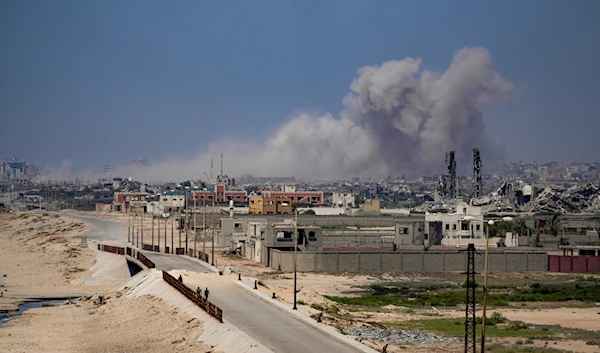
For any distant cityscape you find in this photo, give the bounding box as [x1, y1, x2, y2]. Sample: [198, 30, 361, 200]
[2, 153, 600, 216]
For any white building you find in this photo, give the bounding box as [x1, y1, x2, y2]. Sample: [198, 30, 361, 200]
[332, 192, 355, 208]
[425, 201, 486, 247]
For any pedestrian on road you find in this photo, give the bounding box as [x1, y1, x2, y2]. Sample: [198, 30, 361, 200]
[204, 287, 210, 300]
[178, 274, 183, 283]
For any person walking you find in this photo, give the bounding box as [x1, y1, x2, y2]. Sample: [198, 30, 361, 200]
[196, 287, 201, 296]
[204, 287, 210, 300]
[178, 274, 183, 283]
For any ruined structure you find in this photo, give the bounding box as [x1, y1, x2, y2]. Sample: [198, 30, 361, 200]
[472, 148, 483, 198]
[438, 151, 459, 199]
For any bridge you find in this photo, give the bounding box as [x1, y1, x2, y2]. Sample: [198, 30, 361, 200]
[69, 213, 372, 353]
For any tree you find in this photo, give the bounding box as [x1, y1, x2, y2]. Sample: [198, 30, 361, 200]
[549, 213, 562, 237]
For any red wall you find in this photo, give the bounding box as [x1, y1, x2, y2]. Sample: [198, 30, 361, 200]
[548, 255, 600, 273]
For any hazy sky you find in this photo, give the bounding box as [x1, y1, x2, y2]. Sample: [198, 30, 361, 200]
[1, 0, 599, 175]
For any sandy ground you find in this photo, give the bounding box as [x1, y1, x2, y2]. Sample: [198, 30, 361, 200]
[0, 211, 108, 301]
[0, 211, 214, 353]
[0, 293, 212, 353]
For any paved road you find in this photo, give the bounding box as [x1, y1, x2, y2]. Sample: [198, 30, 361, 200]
[64, 213, 364, 352]
[62, 213, 128, 242]
[208, 280, 363, 353]
[140, 251, 211, 272]
[64, 213, 211, 272]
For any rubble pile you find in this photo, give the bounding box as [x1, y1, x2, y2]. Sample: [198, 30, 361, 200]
[345, 325, 459, 344]
[415, 182, 600, 214]
[529, 183, 600, 214]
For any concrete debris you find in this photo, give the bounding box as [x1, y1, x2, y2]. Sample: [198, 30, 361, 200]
[415, 182, 600, 214]
[345, 325, 459, 344]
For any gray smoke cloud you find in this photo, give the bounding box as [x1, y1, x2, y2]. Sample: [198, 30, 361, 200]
[44, 47, 514, 183]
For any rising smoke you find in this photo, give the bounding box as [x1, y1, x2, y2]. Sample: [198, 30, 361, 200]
[47, 47, 514, 183]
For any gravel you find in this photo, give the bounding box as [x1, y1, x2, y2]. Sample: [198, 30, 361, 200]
[345, 325, 460, 344]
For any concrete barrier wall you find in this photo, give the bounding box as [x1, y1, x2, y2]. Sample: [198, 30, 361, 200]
[269, 249, 548, 273]
[213, 214, 422, 228]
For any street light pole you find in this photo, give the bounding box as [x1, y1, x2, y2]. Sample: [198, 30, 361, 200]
[136, 213, 139, 247]
[171, 209, 174, 254]
[128, 211, 131, 243]
[152, 212, 155, 249]
[164, 213, 167, 252]
[293, 207, 298, 310]
[185, 187, 189, 253]
[194, 189, 197, 257]
[211, 189, 215, 266]
[481, 216, 512, 353]
[141, 211, 144, 248]
[203, 189, 206, 254]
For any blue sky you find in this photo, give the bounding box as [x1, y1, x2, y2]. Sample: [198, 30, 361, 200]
[1, 0, 599, 173]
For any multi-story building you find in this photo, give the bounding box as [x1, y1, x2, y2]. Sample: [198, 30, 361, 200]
[191, 184, 247, 203]
[332, 192, 355, 208]
[236, 175, 296, 185]
[260, 188, 323, 205]
[248, 196, 293, 214]
[113, 192, 149, 212]
[424, 201, 486, 247]
[1, 158, 38, 181]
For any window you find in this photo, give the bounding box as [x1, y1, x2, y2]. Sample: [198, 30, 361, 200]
[476, 224, 480, 231]
[251, 200, 255, 205]
[234, 223, 242, 229]
[308, 231, 316, 239]
[461, 222, 469, 231]
[445, 223, 450, 230]
[463, 207, 467, 214]
[453, 224, 457, 230]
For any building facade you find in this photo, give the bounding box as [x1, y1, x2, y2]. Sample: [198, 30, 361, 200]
[192, 185, 247, 203]
[113, 192, 149, 213]
[425, 201, 486, 247]
[248, 196, 293, 214]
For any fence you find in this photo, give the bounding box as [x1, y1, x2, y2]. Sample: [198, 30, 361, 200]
[548, 255, 600, 273]
[162, 271, 223, 322]
[97, 244, 125, 255]
[136, 252, 156, 269]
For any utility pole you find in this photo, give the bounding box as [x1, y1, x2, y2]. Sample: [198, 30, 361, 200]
[136, 213, 139, 247]
[465, 243, 476, 353]
[185, 188, 189, 253]
[132, 212, 135, 245]
[152, 212, 155, 249]
[203, 190, 206, 254]
[141, 211, 144, 248]
[194, 190, 197, 257]
[211, 190, 215, 266]
[128, 212, 131, 243]
[164, 214, 167, 253]
[171, 209, 174, 254]
[293, 206, 298, 310]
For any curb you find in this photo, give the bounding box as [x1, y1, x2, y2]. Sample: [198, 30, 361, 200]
[234, 279, 379, 353]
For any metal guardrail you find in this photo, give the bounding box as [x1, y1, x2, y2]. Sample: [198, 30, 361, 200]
[162, 271, 223, 323]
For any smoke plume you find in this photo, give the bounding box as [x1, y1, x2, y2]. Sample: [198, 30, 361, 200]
[45, 47, 514, 183]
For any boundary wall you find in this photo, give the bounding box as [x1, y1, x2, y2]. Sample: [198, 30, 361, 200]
[269, 249, 547, 273]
